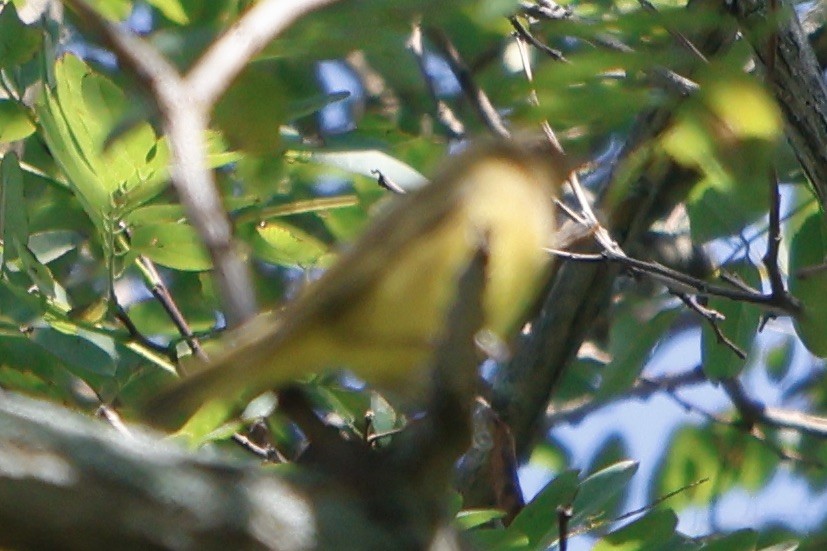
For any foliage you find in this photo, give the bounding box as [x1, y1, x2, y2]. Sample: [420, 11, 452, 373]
[1, 0, 826, 549]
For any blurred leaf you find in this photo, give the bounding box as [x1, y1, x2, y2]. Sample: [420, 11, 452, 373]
[214, 65, 287, 154]
[30, 320, 119, 377]
[0, 2, 41, 69]
[0, 100, 35, 142]
[27, 230, 81, 264]
[593, 509, 679, 551]
[571, 460, 639, 527]
[509, 470, 579, 547]
[701, 260, 761, 380]
[584, 434, 631, 520]
[146, 0, 190, 24]
[130, 222, 212, 271]
[85, 0, 132, 20]
[789, 212, 827, 357]
[15, 240, 69, 308]
[1, 152, 29, 266]
[368, 391, 398, 446]
[764, 336, 795, 383]
[599, 305, 678, 397]
[455, 509, 507, 530]
[700, 529, 757, 551]
[288, 90, 350, 121]
[467, 527, 529, 551]
[250, 219, 332, 267]
[652, 426, 719, 510]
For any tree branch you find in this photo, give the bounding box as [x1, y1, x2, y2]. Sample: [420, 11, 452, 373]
[731, 0, 827, 211]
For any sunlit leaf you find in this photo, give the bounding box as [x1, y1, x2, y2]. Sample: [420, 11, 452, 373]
[0, 100, 35, 142]
[130, 222, 212, 271]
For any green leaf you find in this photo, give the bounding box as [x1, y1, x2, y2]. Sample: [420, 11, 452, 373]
[214, 65, 286, 154]
[0, 2, 41, 69]
[250, 220, 332, 267]
[30, 320, 119, 377]
[455, 509, 507, 531]
[701, 260, 761, 379]
[287, 90, 350, 121]
[509, 470, 579, 547]
[700, 529, 757, 551]
[571, 460, 639, 527]
[652, 426, 718, 510]
[789, 212, 827, 357]
[593, 510, 678, 551]
[146, 0, 190, 24]
[467, 528, 530, 551]
[0, 100, 35, 142]
[15, 240, 69, 308]
[599, 305, 678, 397]
[764, 336, 795, 383]
[28, 230, 81, 264]
[368, 391, 398, 446]
[130, 222, 212, 271]
[1, 152, 29, 266]
[85, 0, 132, 20]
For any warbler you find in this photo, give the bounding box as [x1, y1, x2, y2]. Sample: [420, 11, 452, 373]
[143, 140, 567, 429]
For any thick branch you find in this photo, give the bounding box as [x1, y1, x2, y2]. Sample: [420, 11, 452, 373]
[731, 0, 827, 211]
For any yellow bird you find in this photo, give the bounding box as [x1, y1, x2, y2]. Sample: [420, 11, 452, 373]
[143, 140, 566, 429]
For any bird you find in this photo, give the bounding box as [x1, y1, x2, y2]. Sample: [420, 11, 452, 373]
[142, 139, 567, 430]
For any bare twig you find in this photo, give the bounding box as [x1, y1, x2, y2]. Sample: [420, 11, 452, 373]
[546, 366, 707, 427]
[371, 169, 407, 195]
[95, 404, 134, 439]
[509, 16, 568, 63]
[635, 0, 708, 63]
[426, 28, 511, 139]
[721, 377, 827, 438]
[675, 293, 746, 360]
[549, 248, 799, 315]
[406, 25, 466, 139]
[231, 432, 285, 462]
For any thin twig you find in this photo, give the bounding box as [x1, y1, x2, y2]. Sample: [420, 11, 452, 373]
[675, 292, 746, 359]
[635, 0, 708, 63]
[113, 304, 172, 357]
[509, 16, 568, 63]
[371, 169, 407, 194]
[546, 366, 706, 427]
[549, 248, 799, 315]
[426, 28, 511, 138]
[721, 377, 827, 438]
[406, 25, 466, 139]
[612, 477, 709, 523]
[657, 380, 823, 466]
[230, 433, 285, 462]
[763, 169, 787, 297]
[95, 404, 134, 439]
